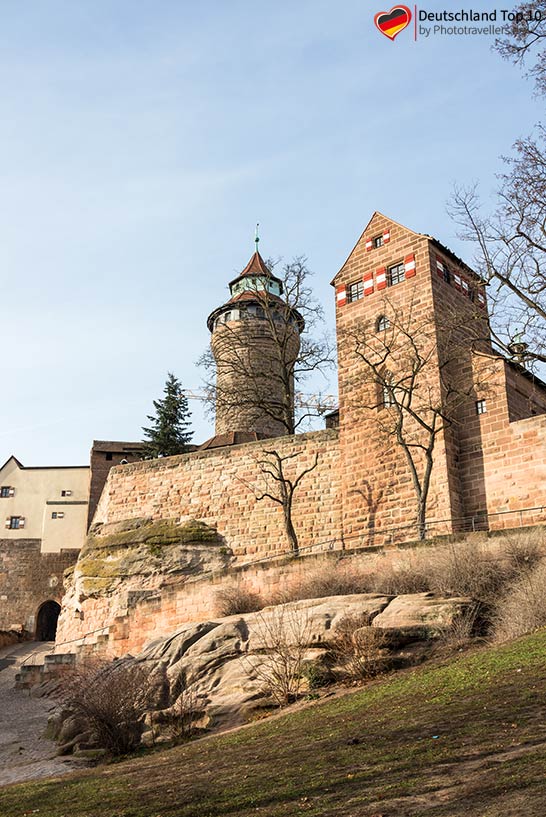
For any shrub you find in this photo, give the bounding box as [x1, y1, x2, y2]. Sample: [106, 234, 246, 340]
[492, 560, 546, 642]
[215, 586, 264, 616]
[302, 660, 333, 689]
[331, 614, 388, 682]
[498, 530, 545, 576]
[56, 659, 153, 756]
[369, 559, 431, 595]
[161, 685, 199, 743]
[438, 604, 480, 650]
[246, 606, 311, 706]
[272, 566, 374, 604]
[426, 542, 510, 604]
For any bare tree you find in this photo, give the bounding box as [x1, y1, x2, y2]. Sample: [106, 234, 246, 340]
[449, 4, 546, 364]
[449, 132, 546, 364]
[495, 2, 546, 96]
[342, 293, 491, 540]
[245, 605, 311, 705]
[242, 448, 319, 556]
[201, 257, 334, 436]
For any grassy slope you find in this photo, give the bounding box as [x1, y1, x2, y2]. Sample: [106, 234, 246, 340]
[1, 632, 546, 817]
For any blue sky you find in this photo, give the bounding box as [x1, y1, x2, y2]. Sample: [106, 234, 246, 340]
[0, 1, 542, 465]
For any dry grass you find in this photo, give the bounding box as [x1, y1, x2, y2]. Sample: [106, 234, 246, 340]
[55, 659, 154, 756]
[215, 586, 264, 616]
[215, 531, 546, 633]
[5, 632, 546, 817]
[492, 560, 546, 642]
[331, 613, 388, 682]
[368, 560, 431, 595]
[271, 566, 374, 605]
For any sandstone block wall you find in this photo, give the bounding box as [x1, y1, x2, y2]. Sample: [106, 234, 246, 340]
[0, 539, 79, 633]
[334, 214, 460, 539]
[94, 430, 341, 561]
[471, 356, 546, 528]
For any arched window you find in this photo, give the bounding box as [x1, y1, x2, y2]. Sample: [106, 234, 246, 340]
[380, 371, 395, 407]
[376, 314, 390, 332]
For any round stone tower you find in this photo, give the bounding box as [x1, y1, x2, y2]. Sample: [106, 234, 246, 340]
[206, 246, 304, 442]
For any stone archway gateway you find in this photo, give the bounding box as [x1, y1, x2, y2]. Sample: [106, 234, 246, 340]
[35, 600, 61, 642]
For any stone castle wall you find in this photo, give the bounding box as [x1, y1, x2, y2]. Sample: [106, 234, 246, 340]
[42, 214, 546, 661]
[93, 429, 341, 560]
[471, 355, 546, 529]
[0, 539, 79, 634]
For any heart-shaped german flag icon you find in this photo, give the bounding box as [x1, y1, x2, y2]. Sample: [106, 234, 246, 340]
[374, 5, 412, 40]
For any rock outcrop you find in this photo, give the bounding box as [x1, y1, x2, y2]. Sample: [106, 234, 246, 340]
[56, 517, 233, 649]
[50, 591, 474, 753]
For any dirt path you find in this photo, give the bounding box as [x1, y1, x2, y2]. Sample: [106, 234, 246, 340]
[0, 641, 84, 786]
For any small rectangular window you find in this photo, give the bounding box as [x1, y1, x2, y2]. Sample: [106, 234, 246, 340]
[105, 453, 113, 461]
[347, 280, 364, 302]
[61, 490, 72, 497]
[476, 400, 487, 415]
[51, 512, 65, 519]
[388, 263, 405, 287]
[9, 516, 21, 529]
[0, 486, 11, 498]
[373, 235, 383, 248]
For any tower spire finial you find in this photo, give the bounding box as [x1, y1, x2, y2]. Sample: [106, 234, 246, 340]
[255, 222, 260, 253]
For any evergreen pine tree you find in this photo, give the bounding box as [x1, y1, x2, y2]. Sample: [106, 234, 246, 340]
[142, 373, 193, 458]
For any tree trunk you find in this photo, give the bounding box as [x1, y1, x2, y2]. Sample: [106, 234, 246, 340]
[283, 506, 299, 556]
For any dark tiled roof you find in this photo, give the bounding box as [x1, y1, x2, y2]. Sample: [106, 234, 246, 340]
[227, 291, 285, 305]
[228, 251, 282, 288]
[197, 430, 273, 450]
[92, 440, 144, 453]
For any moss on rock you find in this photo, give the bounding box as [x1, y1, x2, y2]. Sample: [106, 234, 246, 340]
[74, 518, 233, 600]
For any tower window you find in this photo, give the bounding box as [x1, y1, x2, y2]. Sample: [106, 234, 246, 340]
[388, 263, 405, 287]
[376, 315, 390, 332]
[476, 400, 487, 415]
[380, 373, 395, 407]
[347, 280, 364, 302]
[373, 235, 383, 248]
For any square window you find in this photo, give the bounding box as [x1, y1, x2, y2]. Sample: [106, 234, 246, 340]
[105, 453, 113, 461]
[476, 400, 487, 415]
[0, 486, 10, 498]
[388, 263, 405, 287]
[9, 516, 20, 529]
[373, 235, 383, 249]
[347, 280, 364, 303]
